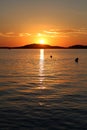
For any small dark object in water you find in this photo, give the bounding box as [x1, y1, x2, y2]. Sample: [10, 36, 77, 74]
[75, 57, 79, 63]
[50, 55, 52, 58]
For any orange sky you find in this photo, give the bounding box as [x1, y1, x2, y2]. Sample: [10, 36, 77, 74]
[0, 0, 87, 47]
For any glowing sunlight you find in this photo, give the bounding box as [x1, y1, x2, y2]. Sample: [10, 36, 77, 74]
[39, 39, 45, 44]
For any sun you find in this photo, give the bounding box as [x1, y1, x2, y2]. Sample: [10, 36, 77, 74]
[39, 39, 45, 44]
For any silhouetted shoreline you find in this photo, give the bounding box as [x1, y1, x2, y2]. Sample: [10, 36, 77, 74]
[0, 44, 87, 49]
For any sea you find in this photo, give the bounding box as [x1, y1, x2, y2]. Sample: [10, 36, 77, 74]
[0, 49, 87, 130]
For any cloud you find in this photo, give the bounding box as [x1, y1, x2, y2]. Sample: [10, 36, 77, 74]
[44, 30, 59, 34]
[19, 33, 31, 37]
[42, 28, 87, 38]
[6, 32, 15, 35]
[0, 32, 31, 37]
[42, 30, 59, 38]
[58, 28, 87, 35]
[0, 28, 87, 39]
[37, 33, 43, 37]
[35, 28, 87, 38]
[0, 33, 3, 37]
[0, 32, 18, 37]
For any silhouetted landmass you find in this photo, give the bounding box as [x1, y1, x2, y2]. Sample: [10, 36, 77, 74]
[68, 45, 87, 49]
[0, 44, 87, 49]
[14, 44, 65, 49]
[0, 47, 11, 49]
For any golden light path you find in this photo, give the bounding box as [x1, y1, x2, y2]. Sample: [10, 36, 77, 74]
[39, 49, 45, 89]
[40, 49, 44, 60]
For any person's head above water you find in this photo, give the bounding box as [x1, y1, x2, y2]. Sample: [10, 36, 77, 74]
[50, 55, 52, 58]
[75, 57, 79, 63]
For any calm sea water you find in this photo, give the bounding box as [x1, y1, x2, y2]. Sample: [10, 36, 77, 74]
[0, 49, 87, 130]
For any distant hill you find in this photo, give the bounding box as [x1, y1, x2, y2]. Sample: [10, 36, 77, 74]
[14, 44, 64, 49]
[0, 44, 87, 49]
[68, 45, 87, 49]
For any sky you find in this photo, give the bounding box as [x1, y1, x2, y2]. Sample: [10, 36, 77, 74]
[0, 0, 87, 47]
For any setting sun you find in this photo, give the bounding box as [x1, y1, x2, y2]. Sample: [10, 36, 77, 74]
[39, 39, 45, 44]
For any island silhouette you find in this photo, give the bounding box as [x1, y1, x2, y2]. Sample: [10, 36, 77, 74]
[0, 44, 87, 49]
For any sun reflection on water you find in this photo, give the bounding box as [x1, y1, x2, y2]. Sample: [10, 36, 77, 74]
[39, 49, 45, 89]
[40, 49, 44, 60]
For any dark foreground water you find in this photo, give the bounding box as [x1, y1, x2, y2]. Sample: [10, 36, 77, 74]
[0, 49, 87, 130]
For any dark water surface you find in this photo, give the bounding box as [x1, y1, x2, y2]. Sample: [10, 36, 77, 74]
[0, 49, 87, 130]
